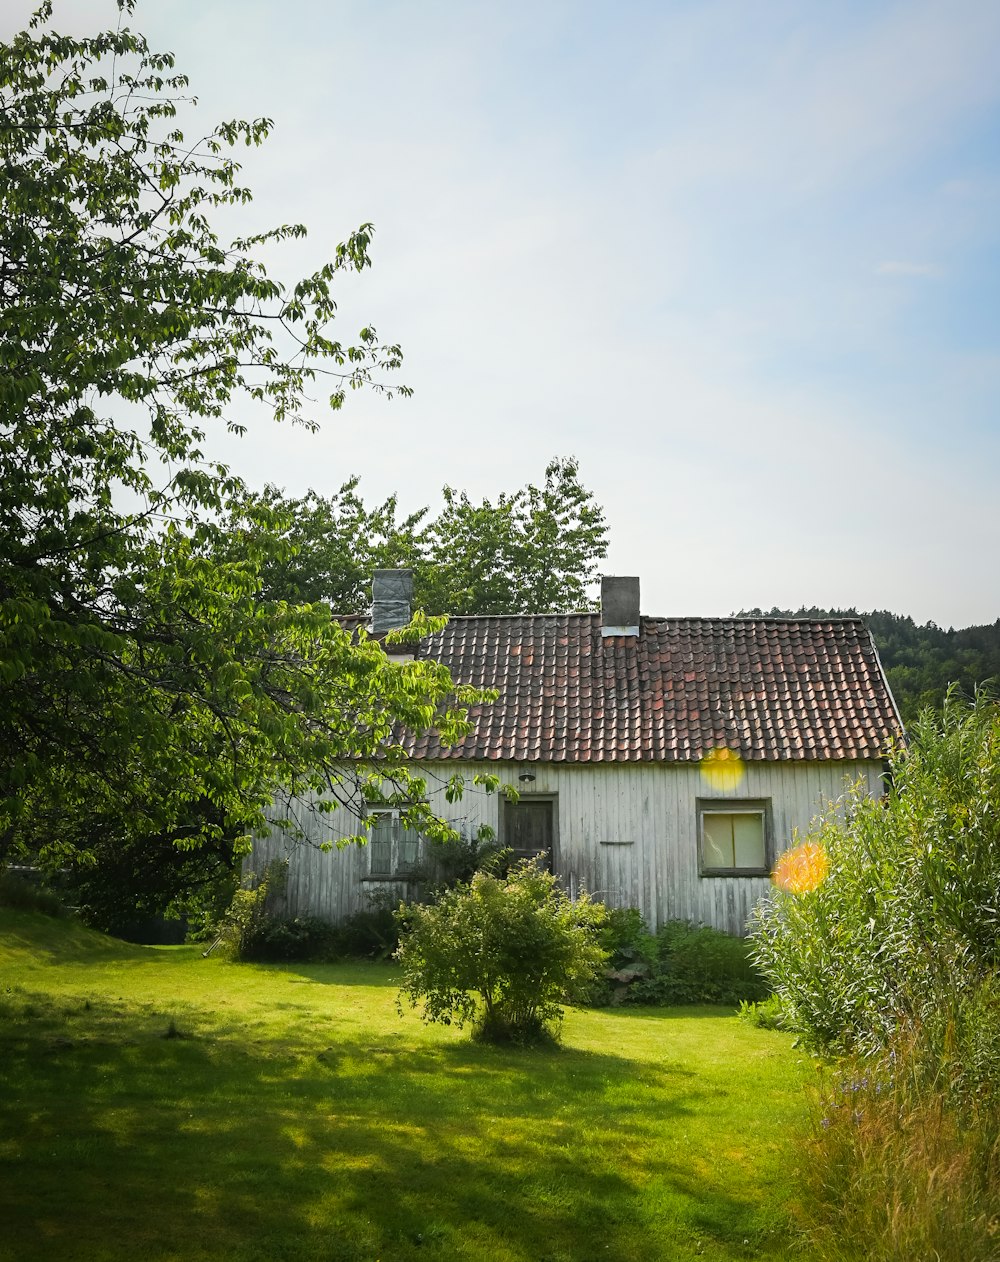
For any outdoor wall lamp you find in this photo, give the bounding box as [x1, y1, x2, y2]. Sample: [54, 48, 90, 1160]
[518, 772, 536, 783]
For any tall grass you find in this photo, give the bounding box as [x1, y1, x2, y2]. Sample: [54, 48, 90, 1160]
[803, 1003, 1000, 1261]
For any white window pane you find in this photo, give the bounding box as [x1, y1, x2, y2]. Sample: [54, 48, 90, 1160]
[732, 814, 765, 868]
[702, 815, 734, 869]
[398, 829, 420, 872]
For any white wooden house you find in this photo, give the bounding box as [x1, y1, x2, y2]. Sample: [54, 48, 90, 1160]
[253, 573, 903, 935]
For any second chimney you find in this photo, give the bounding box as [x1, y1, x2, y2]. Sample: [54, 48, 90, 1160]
[371, 568, 413, 634]
[601, 575, 640, 638]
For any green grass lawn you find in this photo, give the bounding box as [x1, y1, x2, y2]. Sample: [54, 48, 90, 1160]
[0, 909, 813, 1262]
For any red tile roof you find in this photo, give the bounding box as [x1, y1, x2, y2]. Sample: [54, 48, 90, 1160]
[398, 614, 902, 763]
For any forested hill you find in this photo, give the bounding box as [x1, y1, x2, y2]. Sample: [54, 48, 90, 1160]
[737, 608, 1000, 724]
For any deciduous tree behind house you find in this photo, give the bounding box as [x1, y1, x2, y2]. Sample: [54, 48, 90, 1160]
[239, 456, 609, 616]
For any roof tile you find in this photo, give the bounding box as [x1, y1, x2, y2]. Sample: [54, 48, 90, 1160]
[367, 613, 902, 764]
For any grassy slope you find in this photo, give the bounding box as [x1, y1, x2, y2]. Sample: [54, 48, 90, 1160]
[0, 910, 811, 1262]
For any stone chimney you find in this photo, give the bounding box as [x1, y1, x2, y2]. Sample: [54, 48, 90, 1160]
[600, 575, 640, 637]
[371, 568, 413, 634]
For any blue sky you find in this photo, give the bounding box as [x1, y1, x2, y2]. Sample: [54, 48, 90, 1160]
[6, 0, 1000, 626]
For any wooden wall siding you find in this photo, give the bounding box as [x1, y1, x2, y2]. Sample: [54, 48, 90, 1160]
[253, 760, 884, 936]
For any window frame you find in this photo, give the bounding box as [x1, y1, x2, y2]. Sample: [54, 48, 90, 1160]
[696, 798, 771, 877]
[363, 807, 422, 881]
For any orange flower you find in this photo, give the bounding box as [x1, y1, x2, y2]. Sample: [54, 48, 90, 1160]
[773, 841, 829, 894]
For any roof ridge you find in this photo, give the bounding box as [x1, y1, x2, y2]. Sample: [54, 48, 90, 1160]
[428, 614, 871, 630]
[425, 612, 869, 624]
[642, 615, 869, 625]
[336, 610, 869, 624]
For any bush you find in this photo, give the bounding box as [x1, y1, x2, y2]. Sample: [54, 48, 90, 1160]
[335, 904, 401, 961]
[60, 822, 239, 941]
[214, 906, 401, 964]
[582, 907, 654, 1004]
[628, 920, 769, 1006]
[600, 906, 657, 972]
[738, 994, 787, 1030]
[750, 691, 1000, 1055]
[421, 828, 508, 890]
[586, 909, 766, 1008]
[396, 860, 608, 1045]
[208, 859, 287, 960]
[210, 873, 404, 964]
[238, 914, 341, 962]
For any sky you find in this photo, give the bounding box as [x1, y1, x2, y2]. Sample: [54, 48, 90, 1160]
[5, 0, 1000, 628]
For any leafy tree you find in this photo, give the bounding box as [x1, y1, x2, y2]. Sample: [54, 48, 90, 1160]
[419, 457, 608, 615]
[396, 860, 608, 1045]
[231, 480, 427, 609]
[0, 3, 489, 872]
[248, 456, 609, 615]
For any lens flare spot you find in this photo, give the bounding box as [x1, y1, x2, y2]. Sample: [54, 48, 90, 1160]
[699, 746, 746, 791]
[773, 840, 829, 894]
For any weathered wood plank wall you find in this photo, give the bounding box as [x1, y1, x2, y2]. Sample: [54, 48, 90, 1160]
[252, 759, 884, 936]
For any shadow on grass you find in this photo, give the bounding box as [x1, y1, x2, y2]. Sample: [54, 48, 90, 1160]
[274, 960, 401, 988]
[0, 986, 785, 1262]
[600, 1004, 744, 1020]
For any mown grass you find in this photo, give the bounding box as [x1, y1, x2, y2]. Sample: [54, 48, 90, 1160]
[0, 909, 812, 1262]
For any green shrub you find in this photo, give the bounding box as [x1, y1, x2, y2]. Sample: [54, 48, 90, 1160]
[585, 906, 656, 1005]
[335, 904, 401, 960]
[628, 920, 769, 1006]
[585, 909, 766, 1008]
[396, 860, 608, 1045]
[208, 859, 287, 960]
[59, 823, 238, 941]
[600, 906, 657, 972]
[738, 994, 787, 1030]
[750, 691, 1000, 1055]
[421, 827, 508, 890]
[238, 914, 341, 962]
[217, 905, 401, 965]
[211, 874, 405, 964]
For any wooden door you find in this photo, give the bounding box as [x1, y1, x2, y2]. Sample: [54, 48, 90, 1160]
[504, 799, 554, 871]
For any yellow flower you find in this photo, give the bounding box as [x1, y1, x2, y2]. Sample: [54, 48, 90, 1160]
[773, 841, 829, 894]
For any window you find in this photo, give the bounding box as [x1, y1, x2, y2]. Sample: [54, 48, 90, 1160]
[367, 809, 421, 878]
[697, 799, 769, 875]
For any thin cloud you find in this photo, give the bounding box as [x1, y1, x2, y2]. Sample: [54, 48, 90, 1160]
[876, 260, 945, 277]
